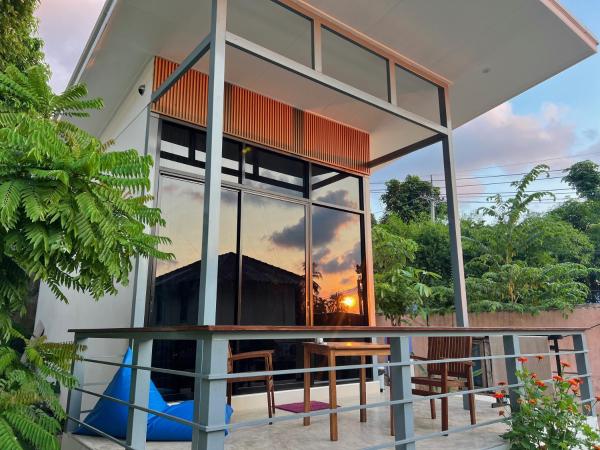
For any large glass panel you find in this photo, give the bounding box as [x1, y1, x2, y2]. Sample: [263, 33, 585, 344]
[244, 147, 306, 197]
[228, 0, 313, 67]
[395, 65, 442, 124]
[241, 193, 306, 325]
[321, 27, 389, 101]
[151, 177, 238, 326]
[150, 176, 238, 400]
[311, 165, 361, 209]
[312, 206, 365, 325]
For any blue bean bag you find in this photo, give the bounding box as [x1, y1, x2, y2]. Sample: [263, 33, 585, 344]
[76, 348, 232, 440]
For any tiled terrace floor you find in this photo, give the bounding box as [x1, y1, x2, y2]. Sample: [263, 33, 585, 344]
[64, 389, 508, 450]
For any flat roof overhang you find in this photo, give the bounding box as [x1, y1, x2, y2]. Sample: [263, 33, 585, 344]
[71, 0, 597, 166]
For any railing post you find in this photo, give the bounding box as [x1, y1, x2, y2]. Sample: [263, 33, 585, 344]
[390, 336, 415, 450]
[503, 334, 523, 411]
[126, 338, 153, 449]
[573, 333, 596, 416]
[192, 336, 229, 450]
[65, 335, 87, 433]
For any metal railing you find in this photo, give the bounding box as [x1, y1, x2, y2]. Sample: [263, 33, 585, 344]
[64, 326, 596, 450]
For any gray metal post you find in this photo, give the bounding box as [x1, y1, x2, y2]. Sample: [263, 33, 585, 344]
[440, 88, 468, 328]
[502, 335, 523, 411]
[126, 339, 153, 449]
[65, 335, 87, 433]
[130, 110, 159, 328]
[192, 337, 229, 449]
[390, 336, 415, 450]
[197, 0, 228, 326]
[573, 333, 596, 416]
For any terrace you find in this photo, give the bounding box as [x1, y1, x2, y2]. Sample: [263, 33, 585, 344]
[44, 0, 599, 449]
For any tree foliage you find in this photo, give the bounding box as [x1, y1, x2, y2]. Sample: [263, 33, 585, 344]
[0, 65, 172, 448]
[0, 1, 44, 72]
[562, 160, 600, 201]
[380, 175, 445, 222]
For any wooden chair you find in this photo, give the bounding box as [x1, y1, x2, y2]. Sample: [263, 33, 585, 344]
[227, 345, 276, 418]
[391, 336, 476, 434]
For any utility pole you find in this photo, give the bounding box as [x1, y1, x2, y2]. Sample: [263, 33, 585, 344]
[430, 174, 436, 222]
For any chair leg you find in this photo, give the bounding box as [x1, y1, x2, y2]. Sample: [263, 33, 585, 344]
[266, 377, 273, 420]
[227, 382, 232, 407]
[430, 398, 436, 420]
[467, 369, 476, 425]
[441, 367, 449, 432]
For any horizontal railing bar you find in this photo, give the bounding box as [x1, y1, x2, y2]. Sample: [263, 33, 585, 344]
[75, 387, 202, 430]
[83, 357, 197, 379]
[364, 417, 507, 450]
[79, 350, 586, 382]
[66, 417, 133, 450]
[205, 350, 587, 380]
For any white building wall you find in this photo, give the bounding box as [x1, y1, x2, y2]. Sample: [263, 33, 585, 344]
[35, 59, 155, 408]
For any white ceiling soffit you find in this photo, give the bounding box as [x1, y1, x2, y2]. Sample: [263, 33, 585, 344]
[72, 0, 596, 161]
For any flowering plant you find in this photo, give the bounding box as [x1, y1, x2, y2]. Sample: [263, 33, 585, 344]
[496, 357, 599, 449]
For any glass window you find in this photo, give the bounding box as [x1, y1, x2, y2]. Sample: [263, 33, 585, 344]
[160, 121, 190, 157]
[311, 165, 361, 209]
[312, 206, 365, 326]
[321, 27, 389, 101]
[241, 193, 306, 325]
[244, 147, 306, 197]
[395, 65, 442, 124]
[151, 177, 239, 326]
[228, 0, 313, 67]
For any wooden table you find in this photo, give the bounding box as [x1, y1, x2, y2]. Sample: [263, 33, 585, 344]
[303, 341, 391, 441]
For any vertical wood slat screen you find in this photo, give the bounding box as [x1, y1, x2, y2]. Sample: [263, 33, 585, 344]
[152, 57, 370, 174]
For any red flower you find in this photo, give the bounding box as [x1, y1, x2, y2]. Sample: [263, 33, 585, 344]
[493, 392, 505, 400]
[561, 361, 571, 368]
[530, 372, 537, 379]
[529, 399, 537, 405]
[536, 355, 544, 361]
[568, 379, 580, 387]
[553, 375, 564, 382]
[498, 381, 507, 386]
[534, 380, 546, 388]
[517, 357, 528, 363]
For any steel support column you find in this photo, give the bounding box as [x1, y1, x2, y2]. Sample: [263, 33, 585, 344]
[390, 336, 415, 450]
[65, 335, 87, 433]
[573, 333, 596, 416]
[130, 109, 159, 328]
[440, 89, 468, 328]
[198, 0, 227, 326]
[503, 335, 523, 411]
[126, 339, 153, 449]
[192, 337, 229, 449]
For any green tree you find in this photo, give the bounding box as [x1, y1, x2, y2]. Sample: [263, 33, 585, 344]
[0, 1, 44, 72]
[476, 164, 555, 264]
[550, 198, 600, 232]
[563, 160, 600, 200]
[380, 175, 445, 222]
[372, 224, 442, 324]
[0, 65, 171, 449]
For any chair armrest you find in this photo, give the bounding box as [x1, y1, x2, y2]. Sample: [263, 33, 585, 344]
[230, 350, 274, 362]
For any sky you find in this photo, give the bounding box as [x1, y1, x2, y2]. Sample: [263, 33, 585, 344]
[35, 0, 600, 219]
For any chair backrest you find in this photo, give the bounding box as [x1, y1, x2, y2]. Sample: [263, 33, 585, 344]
[427, 336, 472, 378]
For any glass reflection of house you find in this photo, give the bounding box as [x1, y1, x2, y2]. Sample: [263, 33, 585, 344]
[33, 0, 597, 409]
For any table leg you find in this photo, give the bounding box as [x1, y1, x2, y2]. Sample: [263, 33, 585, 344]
[328, 352, 338, 441]
[359, 355, 367, 422]
[303, 347, 310, 426]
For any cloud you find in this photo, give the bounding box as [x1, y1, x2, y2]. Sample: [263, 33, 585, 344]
[36, 0, 105, 92]
[319, 241, 361, 274]
[452, 102, 576, 173]
[270, 202, 357, 249]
